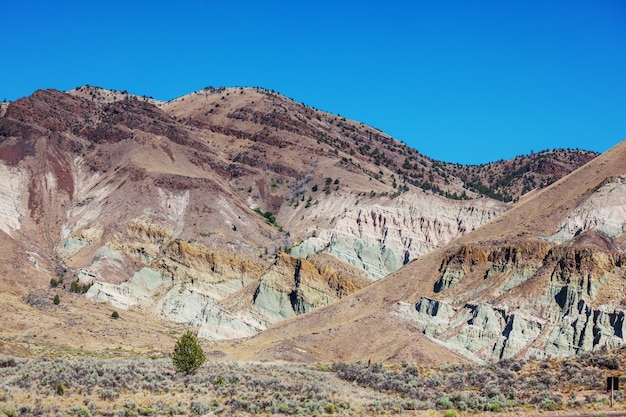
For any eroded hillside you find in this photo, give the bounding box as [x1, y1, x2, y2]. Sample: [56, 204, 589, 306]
[230, 139, 626, 363]
[0, 85, 597, 353]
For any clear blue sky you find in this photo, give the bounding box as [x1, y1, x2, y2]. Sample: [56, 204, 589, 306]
[3, 1, 625, 164]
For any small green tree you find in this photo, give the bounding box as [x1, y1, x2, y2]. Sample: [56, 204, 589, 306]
[111, 311, 120, 319]
[53, 294, 60, 305]
[171, 330, 206, 375]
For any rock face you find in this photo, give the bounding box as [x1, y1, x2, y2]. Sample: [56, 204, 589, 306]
[292, 194, 505, 279]
[411, 232, 626, 361]
[86, 247, 372, 340]
[551, 174, 626, 242]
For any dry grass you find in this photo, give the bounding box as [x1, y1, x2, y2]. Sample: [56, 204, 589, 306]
[0, 291, 189, 359]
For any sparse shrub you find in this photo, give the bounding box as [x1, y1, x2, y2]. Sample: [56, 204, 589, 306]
[0, 357, 17, 368]
[17, 404, 34, 415]
[98, 388, 119, 401]
[123, 399, 137, 411]
[595, 355, 620, 370]
[56, 382, 65, 395]
[507, 388, 516, 400]
[171, 330, 206, 375]
[190, 399, 210, 415]
[2, 408, 17, 417]
[77, 406, 91, 417]
[111, 311, 120, 319]
[137, 406, 154, 416]
[541, 399, 558, 411]
[273, 403, 290, 413]
[482, 383, 502, 398]
[436, 397, 453, 409]
[53, 294, 60, 305]
[489, 402, 502, 412]
[168, 404, 187, 415]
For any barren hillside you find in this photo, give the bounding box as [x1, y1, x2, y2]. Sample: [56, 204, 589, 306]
[0, 85, 598, 357]
[230, 139, 626, 363]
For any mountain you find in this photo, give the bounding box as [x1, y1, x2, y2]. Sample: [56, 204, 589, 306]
[0, 85, 596, 356]
[229, 139, 626, 363]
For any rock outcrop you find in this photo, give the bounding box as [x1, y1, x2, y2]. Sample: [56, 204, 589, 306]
[551, 174, 626, 242]
[86, 239, 372, 339]
[292, 194, 506, 279]
[411, 233, 626, 361]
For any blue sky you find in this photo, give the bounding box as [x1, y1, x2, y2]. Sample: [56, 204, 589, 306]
[3, 1, 625, 164]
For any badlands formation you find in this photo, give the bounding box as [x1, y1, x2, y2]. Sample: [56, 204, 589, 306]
[0, 85, 614, 363]
[232, 141, 626, 363]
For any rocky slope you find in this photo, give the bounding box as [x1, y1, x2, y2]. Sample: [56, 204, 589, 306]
[409, 169, 626, 362]
[230, 139, 626, 363]
[0, 85, 596, 349]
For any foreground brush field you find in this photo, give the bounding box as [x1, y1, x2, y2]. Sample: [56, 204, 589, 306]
[2, 348, 626, 416]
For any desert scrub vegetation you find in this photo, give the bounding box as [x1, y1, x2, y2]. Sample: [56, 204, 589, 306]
[0, 348, 624, 416]
[332, 350, 622, 413]
[0, 356, 366, 416]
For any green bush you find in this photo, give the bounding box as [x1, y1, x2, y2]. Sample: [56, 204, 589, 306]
[70, 280, 92, 294]
[76, 406, 91, 417]
[541, 399, 558, 411]
[111, 311, 120, 319]
[436, 397, 453, 409]
[171, 330, 206, 375]
[489, 402, 502, 412]
[53, 294, 60, 305]
[3, 408, 17, 417]
[190, 399, 210, 415]
[138, 406, 154, 416]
